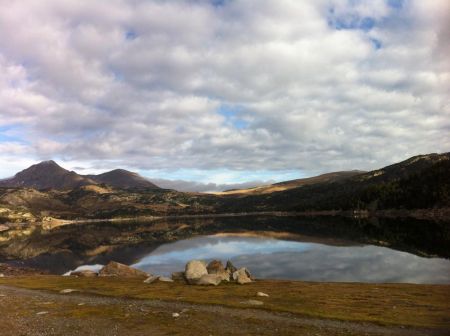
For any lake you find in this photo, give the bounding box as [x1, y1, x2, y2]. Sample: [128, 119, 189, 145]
[2, 216, 450, 284]
[128, 234, 450, 284]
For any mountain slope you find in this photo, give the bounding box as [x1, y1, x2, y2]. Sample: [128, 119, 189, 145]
[87, 169, 159, 189]
[217, 153, 450, 212]
[0, 161, 96, 190]
[219, 171, 364, 196]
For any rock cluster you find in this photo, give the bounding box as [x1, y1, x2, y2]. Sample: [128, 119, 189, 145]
[182, 259, 253, 286]
[69, 259, 254, 287]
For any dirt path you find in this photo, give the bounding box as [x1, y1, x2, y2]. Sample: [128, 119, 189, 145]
[0, 285, 446, 336]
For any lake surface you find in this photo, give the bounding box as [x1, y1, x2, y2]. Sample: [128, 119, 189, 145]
[128, 234, 450, 284]
[2, 215, 449, 283]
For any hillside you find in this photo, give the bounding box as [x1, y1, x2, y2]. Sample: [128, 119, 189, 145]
[218, 171, 364, 196]
[216, 153, 450, 213]
[0, 153, 449, 223]
[86, 169, 159, 189]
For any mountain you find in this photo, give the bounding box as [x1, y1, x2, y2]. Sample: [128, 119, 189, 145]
[219, 171, 364, 195]
[87, 169, 159, 189]
[0, 161, 159, 190]
[217, 152, 450, 212]
[0, 160, 96, 190]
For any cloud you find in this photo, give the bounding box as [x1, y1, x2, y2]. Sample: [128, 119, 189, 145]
[0, 0, 448, 181]
[150, 178, 273, 192]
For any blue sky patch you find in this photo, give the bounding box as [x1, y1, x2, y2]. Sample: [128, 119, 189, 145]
[217, 104, 249, 130]
[0, 125, 27, 144]
[125, 29, 137, 40]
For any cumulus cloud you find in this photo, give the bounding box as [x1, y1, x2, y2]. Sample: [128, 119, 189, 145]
[0, 0, 448, 181]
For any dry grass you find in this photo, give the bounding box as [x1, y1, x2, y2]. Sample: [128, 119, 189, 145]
[1, 276, 449, 329]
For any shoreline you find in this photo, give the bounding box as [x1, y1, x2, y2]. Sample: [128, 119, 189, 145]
[4, 207, 449, 229]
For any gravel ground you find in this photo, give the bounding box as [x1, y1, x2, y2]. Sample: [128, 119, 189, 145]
[0, 285, 447, 336]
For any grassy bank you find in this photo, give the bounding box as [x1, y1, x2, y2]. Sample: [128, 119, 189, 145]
[1, 276, 449, 329]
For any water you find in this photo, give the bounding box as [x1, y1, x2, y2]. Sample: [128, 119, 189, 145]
[131, 234, 450, 284]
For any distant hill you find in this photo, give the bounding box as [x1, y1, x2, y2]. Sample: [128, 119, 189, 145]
[0, 161, 159, 190]
[219, 171, 364, 196]
[86, 169, 159, 189]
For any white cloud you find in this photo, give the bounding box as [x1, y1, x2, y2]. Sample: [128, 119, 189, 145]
[0, 0, 448, 182]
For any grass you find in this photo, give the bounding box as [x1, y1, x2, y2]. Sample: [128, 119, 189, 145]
[1, 276, 449, 329]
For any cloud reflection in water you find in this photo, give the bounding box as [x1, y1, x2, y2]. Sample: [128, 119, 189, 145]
[131, 235, 450, 284]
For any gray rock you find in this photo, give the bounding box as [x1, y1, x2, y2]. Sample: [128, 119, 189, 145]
[185, 260, 208, 284]
[158, 276, 174, 282]
[257, 292, 269, 297]
[194, 274, 223, 286]
[99, 261, 148, 278]
[232, 268, 252, 284]
[225, 260, 237, 274]
[59, 289, 78, 294]
[143, 275, 159, 284]
[207, 260, 230, 281]
[171, 272, 185, 281]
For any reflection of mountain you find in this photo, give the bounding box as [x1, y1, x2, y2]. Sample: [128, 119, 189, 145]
[0, 216, 449, 274]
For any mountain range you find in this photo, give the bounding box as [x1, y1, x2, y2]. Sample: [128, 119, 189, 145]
[0, 152, 449, 223]
[0, 160, 159, 190]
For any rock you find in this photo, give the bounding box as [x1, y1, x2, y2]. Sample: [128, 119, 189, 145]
[241, 299, 263, 306]
[0, 224, 9, 232]
[36, 311, 49, 315]
[98, 261, 148, 278]
[207, 260, 225, 274]
[59, 289, 78, 294]
[171, 272, 185, 281]
[225, 260, 237, 274]
[158, 276, 174, 282]
[143, 275, 159, 284]
[232, 268, 252, 284]
[207, 260, 230, 281]
[185, 260, 208, 284]
[70, 270, 98, 277]
[172, 313, 180, 318]
[194, 274, 223, 286]
[257, 292, 269, 297]
[0, 273, 4, 278]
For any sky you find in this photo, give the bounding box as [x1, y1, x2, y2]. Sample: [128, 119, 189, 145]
[0, 0, 449, 191]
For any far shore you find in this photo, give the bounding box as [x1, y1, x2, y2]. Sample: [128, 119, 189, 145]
[2, 207, 448, 230]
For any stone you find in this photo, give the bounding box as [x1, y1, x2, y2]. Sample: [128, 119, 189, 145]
[241, 299, 263, 306]
[257, 292, 269, 297]
[158, 276, 174, 282]
[225, 260, 237, 274]
[0, 224, 9, 232]
[98, 261, 148, 278]
[207, 260, 230, 281]
[232, 268, 252, 284]
[36, 311, 49, 315]
[144, 275, 159, 284]
[194, 274, 223, 286]
[184, 260, 208, 284]
[70, 270, 98, 277]
[207, 260, 225, 274]
[171, 272, 185, 281]
[59, 289, 78, 294]
[172, 313, 180, 318]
